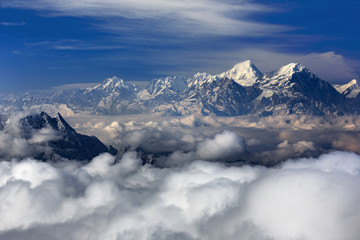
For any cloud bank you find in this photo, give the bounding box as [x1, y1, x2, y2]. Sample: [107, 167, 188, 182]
[69, 114, 360, 166]
[0, 151, 360, 239]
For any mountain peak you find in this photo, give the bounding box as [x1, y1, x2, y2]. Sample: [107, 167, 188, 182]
[146, 76, 187, 97]
[86, 76, 137, 94]
[188, 72, 214, 88]
[55, 112, 74, 132]
[234, 59, 254, 67]
[101, 76, 126, 89]
[334, 79, 360, 98]
[349, 79, 358, 86]
[278, 63, 306, 75]
[218, 60, 262, 86]
[345, 79, 359, 90]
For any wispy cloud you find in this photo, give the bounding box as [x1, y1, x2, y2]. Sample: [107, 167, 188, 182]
[25, 39, 127, 51]
[0, 21, 26, 26]
[0, 0, 287, 36]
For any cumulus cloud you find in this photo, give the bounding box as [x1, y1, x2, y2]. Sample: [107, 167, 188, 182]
[0, 0, 286, 36]
[118, 127, 195, 154]
[0, 151, 360, 239]
[332, 132, 360, 153]
[196, 130, 246, 161]
[258, 140, 318, 165]
[0, 113, 61, 160]
[69, 114, 360, 165]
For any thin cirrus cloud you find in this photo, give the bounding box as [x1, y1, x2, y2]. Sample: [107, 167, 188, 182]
[0, 21, 26, 26]
[0, 0, 287, 36]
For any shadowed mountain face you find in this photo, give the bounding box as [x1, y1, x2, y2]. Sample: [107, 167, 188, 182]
[0, 112, 116, 161]
[0, 61, 356, 116]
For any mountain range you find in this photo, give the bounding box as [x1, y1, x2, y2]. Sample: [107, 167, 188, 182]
[1, 60, 359, 116]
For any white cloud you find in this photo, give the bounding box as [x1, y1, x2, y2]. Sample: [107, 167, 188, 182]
[0, 0, 286, 36]
[196, 130, 246, 161]
[1, 151, 360, 239]
[0, 113, 63, 160]
[68, 114, 360, 165]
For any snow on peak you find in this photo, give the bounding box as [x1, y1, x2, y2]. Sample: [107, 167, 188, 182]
[86, 76, 135, 93]
[348, 79, 358, 87]
[189, 72, 215, 88]
[101, 76, 127, 89]
[218, 60, 262, 86]
[334, 79, 360, 98]
[148, 76, 187, 95]
[277, 63, 306, 76]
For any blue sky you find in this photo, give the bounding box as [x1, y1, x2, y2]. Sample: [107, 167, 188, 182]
[0, 0, 359, 93]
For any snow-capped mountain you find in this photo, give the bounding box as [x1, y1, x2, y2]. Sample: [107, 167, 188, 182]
[85, 76, 138, 94]
[147, 61, 346, 116]
[179, 77, 259, 116]
[333, 79, 360, 98]
[139, 76, 187, 101]
[251, 63, 346, 115]
[50, 76, 141, 114]
[217, 60, 262, 86]
[0, 60, 356, 116]
[0, 112, 116, 161]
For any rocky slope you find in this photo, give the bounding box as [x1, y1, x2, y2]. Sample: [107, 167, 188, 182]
[0, 112, 116, 161]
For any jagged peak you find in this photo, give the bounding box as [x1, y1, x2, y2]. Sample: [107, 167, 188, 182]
[151, 75, 187, 85]
[193, 72, 212, 78]
[55, 112, 65, 122]
[189, 72, 215, 88]
[101, 76, 127, 88]
[191, 72, 214, 83]
[55, 112, 75, 132]
[147, 75, 187, 94]
[85, 76, 136, 93]
[40, 111, 51, 118]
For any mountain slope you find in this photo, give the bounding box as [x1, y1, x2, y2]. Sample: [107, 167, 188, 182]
[139, 76, 187, 101]
[0, 112, 116, 161]
[50, 76, 140, 114]
[177, 77, 259, 116]
[333, 79, 360, 98]
[252, 63, 347, 115]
